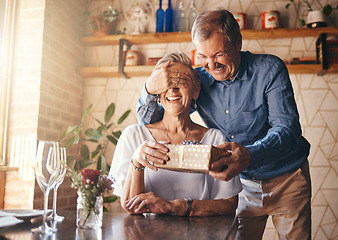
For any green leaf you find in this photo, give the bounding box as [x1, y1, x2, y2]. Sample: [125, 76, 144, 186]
[97, 155, 102, 171]
[95, 118, 104, 126]
[85, 138, 98, 143]
[103, 206, 109, 212]
[299, 19, 306, 26]
[100, 154, 107, 173]
[64, 137, 76, 149]
[103, 196, 118, 203]
[59, 125, 79, 142]
[79, 159, 95, 169]
[323, 4, 333, 16]
[91, 145, 103, 159]
[73, 130, 81, 144]
[80, 144, 90, 159]
[286, 3, 290, 9]
[85, 128, 103, 140]
[118, 110, 131, 124]
[97, 125, 105, 133]
[96, 154, 108, 173]
[107, 135, 118, 145]
[104, 103, 115, 124]
[67, 155, 74, 166]
[81, 104, 92, 123]
[112, 131, 122, 139]
[69, 159, 76, 170]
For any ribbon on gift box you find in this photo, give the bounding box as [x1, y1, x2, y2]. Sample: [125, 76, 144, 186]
[178, 145, 184, 169]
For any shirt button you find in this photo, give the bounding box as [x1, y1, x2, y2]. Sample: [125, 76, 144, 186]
[225, 110, 229, 114]
[226, 84, 229, 87]
[231, 135, 234, 139]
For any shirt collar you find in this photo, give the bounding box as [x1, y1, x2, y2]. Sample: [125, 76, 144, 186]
[204, 51, 249, 86]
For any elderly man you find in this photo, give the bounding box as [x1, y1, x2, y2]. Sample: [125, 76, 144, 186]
[137, 9, 311, 240]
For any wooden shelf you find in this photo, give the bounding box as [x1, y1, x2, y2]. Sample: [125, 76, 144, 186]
[78, 64, 338, 78]
[81, 27, 338, 46]
[79, 27, 338, 77]
[78, 65, 155, 78]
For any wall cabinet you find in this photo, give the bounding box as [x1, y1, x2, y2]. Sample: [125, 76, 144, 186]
[78, 27, 338, 78]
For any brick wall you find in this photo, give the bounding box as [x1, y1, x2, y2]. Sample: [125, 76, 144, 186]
[5, 0, 86, 210]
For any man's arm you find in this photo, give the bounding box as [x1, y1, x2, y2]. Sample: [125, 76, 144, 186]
[136, 87, 164, 124]
[244, 58, 303, 171]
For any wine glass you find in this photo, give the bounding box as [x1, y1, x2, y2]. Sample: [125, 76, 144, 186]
[51, 147, 67, 223]
[31, 141, 60, 234]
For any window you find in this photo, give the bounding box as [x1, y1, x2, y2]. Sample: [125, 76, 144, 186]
[0, 0, 16, 166]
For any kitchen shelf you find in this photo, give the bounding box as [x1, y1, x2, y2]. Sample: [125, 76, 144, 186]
[78, 64, 338, 78]
[81, 27, 338, 46]
[78, 65, 155, 78]
[79, 27, 338, 77]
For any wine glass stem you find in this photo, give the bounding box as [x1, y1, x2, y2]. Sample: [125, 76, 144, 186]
[42, 190, 50, 228]
[52, 185, 58, 218]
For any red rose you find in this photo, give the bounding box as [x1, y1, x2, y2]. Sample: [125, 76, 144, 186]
[81, 169, 101, 185]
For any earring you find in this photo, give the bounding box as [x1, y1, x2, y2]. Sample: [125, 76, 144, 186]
[157, 98, 161, 105]
[193, 99, 197, 110]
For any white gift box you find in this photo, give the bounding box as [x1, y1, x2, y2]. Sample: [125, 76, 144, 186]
[154, 144, 224, 173]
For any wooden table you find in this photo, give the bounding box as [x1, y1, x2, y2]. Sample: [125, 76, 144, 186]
[0, 204, 237, 240]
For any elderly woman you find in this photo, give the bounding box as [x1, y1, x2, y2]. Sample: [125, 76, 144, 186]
[109, 52, 242, 216]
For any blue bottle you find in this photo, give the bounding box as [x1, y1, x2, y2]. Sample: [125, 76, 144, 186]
[165, 0, 173, 32]
[156, 0, 164, 32]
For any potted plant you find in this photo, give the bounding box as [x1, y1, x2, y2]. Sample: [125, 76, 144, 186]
[59, 103, 131, 210]
[87, 6, 120, 36]
[286, 0, 338, 27]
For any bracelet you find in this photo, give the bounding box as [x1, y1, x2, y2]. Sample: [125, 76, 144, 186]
[130, 159, 145, 171]
[183, 198, 193, 216]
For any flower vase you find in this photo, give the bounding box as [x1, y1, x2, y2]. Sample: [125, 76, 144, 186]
[76, 192, 103, 229]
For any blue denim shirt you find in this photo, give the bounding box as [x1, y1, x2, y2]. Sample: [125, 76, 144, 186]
[137, 51, 310, 180]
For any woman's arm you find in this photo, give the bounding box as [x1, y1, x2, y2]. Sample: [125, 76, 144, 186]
[126, 191, 238, 216]
[120, 140, 169, 214]
[120, 162, 146, 214]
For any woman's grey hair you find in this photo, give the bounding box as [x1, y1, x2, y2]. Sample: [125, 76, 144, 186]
[191, 8, 241, 46]
[156, 52, 200, 86]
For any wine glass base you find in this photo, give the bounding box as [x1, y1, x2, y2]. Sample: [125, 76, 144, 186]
[46, 214, 65, 222]
[54, 214, 65, 222]
[31, 225, 54, 234]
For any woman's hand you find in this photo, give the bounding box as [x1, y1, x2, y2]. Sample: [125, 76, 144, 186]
[132, 140, 170, 171]
[145, 61, 191, 95]
[125, 192, 174, 214]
